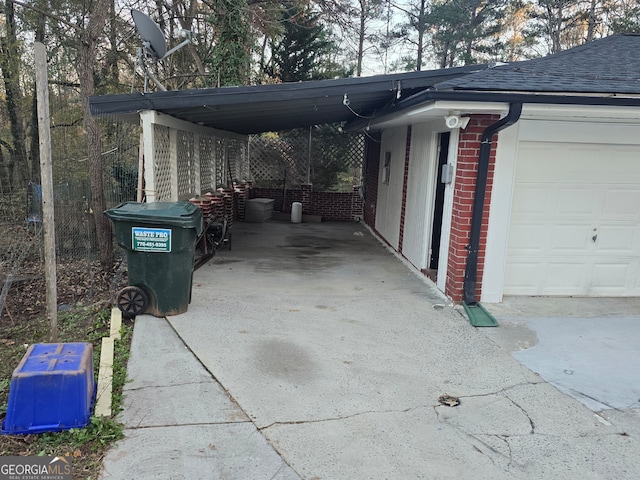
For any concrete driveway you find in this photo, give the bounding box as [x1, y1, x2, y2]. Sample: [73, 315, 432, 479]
[482, 296, 640, 442]
[105, 220, 640, 479]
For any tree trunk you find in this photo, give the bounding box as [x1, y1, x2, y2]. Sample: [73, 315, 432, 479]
[1, 0, 30, 190]
[586, 0, 597, 42]
[547, 4, 562, 53]
[357, 0, 366, 77]
[416, 0, 426, 71]
[78, 0, 113, 267]
[29, 2, 47, 182]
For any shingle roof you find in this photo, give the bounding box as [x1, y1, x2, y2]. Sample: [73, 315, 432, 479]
[435, 34, 640, 94]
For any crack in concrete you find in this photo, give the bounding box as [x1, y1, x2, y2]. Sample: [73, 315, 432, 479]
[124, 380, 217, 392]
[124, 420, 252, 431]
[433, 402, 519, 474]
[450, 380, 544, 401]
[258, 405, 424, 431]
[268, 461, 287, 480]
[496, 435, 514, 471]
[436, 385, 536, 437]
[503, 395, 535, 434]
[473, 433, 515, 472]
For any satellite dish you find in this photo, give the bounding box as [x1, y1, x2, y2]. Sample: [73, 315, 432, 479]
[131, 9, 193, 92]
[132, 9, 167, 60]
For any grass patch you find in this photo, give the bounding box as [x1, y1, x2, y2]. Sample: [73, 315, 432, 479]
[0, 305, 133, 479]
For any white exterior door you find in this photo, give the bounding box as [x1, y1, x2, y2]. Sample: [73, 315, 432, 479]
[505, 121, 640, 296]
[402, 125, 438, 270]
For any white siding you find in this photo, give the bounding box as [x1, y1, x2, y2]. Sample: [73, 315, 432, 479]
[375, 126, 408, 249]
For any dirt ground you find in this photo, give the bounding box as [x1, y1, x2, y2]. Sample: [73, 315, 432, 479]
[0, 225, 130, 479]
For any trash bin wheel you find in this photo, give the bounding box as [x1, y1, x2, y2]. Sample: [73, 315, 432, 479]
[117, 286, 148, 317]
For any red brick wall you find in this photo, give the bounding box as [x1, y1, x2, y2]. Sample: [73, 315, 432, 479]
[445, 115, 500, 302]
[250, 187, 363, 221]
[363, 133, 381, 228]
[398, 126, 412, 254]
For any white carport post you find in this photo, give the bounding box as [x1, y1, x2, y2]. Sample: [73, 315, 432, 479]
[140, 110, 161, 202]
[139, 110, 183, 202]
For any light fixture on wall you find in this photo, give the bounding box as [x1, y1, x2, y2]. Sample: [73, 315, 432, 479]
[444, 115, 470, 129]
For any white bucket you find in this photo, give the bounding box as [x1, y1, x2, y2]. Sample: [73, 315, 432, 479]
[291, 202, 302, 223]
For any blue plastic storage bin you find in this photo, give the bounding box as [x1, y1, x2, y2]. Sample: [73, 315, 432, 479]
[1, 343, 95, 434]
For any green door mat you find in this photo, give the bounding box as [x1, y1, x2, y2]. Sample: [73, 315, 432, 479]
[463, 302, 499, 327]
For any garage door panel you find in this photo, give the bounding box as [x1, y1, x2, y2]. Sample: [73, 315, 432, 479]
[591, 263, 631, 291]
[519, 141, 640, 184]
[513, 184, 602, 218]
[507, 225, 547, 254]
[505, 125, 640, 297]
[504, 262, 544, 293]
[595, 226, 637, 253]
[517, 144, 603, 182]
[602, 189, 640, 217]
[550, 225, 591, 252]
[511, 186, 552, 214]
[546, 263, 588, 292]
[605, 146, 640, 183]
[556, 188, 598, 216]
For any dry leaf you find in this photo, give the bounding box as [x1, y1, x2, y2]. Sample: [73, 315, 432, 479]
[438, 394, 460, 407]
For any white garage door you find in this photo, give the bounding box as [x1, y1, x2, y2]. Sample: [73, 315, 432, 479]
[505, 123, 640, 296]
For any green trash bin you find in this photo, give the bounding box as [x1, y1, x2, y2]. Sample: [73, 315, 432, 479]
[105, 201, 203, 317]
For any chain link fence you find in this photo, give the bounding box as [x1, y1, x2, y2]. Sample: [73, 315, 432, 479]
[0, 81, 139, 322]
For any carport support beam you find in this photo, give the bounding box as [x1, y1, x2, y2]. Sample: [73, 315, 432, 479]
[463, 103, 522, 307]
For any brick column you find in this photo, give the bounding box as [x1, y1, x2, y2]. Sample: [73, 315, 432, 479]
[398, 126, 412, 254]
[301, 183, 312, 213]
[445, 115, 500, 302]
[351, 186, 363, 221]
[363, 133, 381, 229]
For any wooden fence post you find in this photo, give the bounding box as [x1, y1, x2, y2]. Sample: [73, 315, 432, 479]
[35, 42, 58, 342]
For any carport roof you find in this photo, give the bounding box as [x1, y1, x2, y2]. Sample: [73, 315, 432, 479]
[88, 65, 487, 135]
[89, 34, 640, 135]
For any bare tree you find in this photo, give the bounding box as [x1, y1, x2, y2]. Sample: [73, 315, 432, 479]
[79, 0, 113, 266]
[394, 0, 429, 70]
[0, 0, 30, 190]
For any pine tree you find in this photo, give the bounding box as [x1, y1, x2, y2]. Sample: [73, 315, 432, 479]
[267, 1, 337, 82]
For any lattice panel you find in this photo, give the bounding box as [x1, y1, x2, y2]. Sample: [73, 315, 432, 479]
[248, 136, 307, 187]
[215, 138, 226, 187]
[227, 138, 250, 183]
[153, 125, 172, 201]
[177, 130, 196, 199]
[148, 121, 250, 199]
[199, 135, 215, 193]
[248, 129, 364, 190]
[333, 133, 365, 170]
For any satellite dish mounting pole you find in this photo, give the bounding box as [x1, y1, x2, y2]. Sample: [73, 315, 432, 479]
[136, 46, 167, 93]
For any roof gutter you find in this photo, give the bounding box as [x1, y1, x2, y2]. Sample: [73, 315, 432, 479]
[349, 90, 640, 132]
[463, 102, 522, 307]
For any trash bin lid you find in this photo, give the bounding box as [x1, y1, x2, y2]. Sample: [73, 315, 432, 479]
[105, 201, 203, 235]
